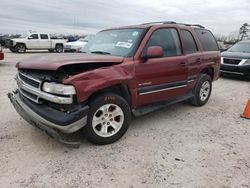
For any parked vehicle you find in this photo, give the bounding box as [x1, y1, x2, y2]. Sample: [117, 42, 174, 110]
[8, 22, 220, 146]
[217, 41, 227, 52]
[64, 35, 94, 52]
[221, 40, 250, 78]
[5, 32, 67, 53]
[0, 45, 4, 60]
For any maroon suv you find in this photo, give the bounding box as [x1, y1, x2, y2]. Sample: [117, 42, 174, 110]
[8, 22, 220, 146]
[0, 45, 4, 60]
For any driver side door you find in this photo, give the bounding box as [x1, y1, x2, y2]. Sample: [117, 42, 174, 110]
[135, 27, 188, 106]
[26, 34, 39, 49]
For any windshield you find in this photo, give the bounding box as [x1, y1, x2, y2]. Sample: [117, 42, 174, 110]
[19, 34, 28, 38]
[82, 28, 143, 57]
[228, 42, 250, 53]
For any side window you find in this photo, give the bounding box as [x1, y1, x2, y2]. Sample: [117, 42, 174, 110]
[30, 34, 38, 39]
[40, 34, 49, 39]
[194, 29, 218, 51]
[145, 28, 182, 57]
[181, 30, 198, 54]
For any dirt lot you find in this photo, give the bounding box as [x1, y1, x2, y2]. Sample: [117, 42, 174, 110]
[0, 49, 249, 188]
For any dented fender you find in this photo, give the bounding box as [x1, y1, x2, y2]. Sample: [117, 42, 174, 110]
[63, 63, 136, 103]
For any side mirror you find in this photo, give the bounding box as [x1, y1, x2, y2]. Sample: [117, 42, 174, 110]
[147, 46, 163, 58]
[28, 36, 33, 40]
[142, 46, 163, 62]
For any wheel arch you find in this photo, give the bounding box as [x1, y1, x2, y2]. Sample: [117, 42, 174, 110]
[86, 83, 131, 106]
[200, 67, 214, 80]
[15, 43, 27, 49]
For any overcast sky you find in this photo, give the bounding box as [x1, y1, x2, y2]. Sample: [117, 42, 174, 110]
[0, 0, 249, 36]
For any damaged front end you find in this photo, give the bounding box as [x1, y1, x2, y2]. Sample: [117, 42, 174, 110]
[8, 68, 91, 147]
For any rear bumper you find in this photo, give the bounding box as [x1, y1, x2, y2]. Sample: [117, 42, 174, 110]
[220, 64, 250, 77]
[0, 52, 4, 60]
[8, 90, 89, 147]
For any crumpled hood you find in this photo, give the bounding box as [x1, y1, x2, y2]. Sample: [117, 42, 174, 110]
[221, 51, 250, 59]
[17, 53, 124, 70]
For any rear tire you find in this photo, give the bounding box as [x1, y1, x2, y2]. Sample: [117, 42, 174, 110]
[84, 93, 131, 145]
[15, 44, 26, 53]
[48, 49, 54, 53]
[188, 74, 212, 106]
[55, 44, 63, 53]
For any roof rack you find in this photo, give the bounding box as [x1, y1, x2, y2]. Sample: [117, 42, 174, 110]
[141, 21, 177, 25]
[141, 21, 205, 28]
[177, 23, 205, 28]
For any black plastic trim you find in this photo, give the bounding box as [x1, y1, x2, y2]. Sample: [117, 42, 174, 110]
[20, 94, 89, 126]
[138, 80, 187, 94]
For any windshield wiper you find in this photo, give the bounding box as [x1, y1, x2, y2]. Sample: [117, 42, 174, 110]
[91, 51, 111, 55]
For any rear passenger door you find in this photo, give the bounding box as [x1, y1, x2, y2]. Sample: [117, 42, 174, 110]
[39, 34, 50, 49]
[135, 28, 188, 106]
[180, 29, 202, 89]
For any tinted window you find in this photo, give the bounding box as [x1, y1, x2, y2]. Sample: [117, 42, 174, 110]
[30, 34, 38, 39]
[195, 29, 218, 51]
[40, 34, 48, 39]
[145, 28, 182, 57]
[181, 30, 198, 54]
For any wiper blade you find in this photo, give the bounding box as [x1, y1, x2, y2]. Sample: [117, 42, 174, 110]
[91, 51, 111, 55]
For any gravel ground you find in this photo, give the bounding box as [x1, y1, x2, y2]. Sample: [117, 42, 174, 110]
[0, 49, 249, 188]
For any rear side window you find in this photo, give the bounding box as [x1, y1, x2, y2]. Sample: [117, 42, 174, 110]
[181, 30, 198, 54]
[40, 34, 49, 39]
[30, 34, 38, 39]
[145, 28, 182, 57]
[195, 29, 218, 51]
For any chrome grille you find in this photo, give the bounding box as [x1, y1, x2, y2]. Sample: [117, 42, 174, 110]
[16, 71, 73, 104]
[18, 72, 40, 88]
[17, 72, 41, 103]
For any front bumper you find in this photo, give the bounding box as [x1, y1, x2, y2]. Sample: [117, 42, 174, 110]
[64, 48, 77, 52]
[8, 90, 89, 147]
[220, 64, 250, 77]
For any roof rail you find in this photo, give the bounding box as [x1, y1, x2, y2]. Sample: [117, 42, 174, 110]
[141, 21, 177, 25]
[140, 21, 205, 28]
[177, 23, 205, 28]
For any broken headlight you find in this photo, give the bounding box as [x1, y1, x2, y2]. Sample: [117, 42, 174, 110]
[42, 82, 76, 95]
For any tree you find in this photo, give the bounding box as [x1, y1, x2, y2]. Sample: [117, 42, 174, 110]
[239, 23, 249, 40]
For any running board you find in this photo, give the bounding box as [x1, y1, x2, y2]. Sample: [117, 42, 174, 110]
[132, 93, 193, 117]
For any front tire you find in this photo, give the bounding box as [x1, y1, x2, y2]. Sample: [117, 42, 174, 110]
[15, 44, 26, 53]
[84, 93, 131, 145]
[188, 74, 212, 106]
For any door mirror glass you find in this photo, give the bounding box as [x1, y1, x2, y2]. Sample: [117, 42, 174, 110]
[146, 46, 163, 58]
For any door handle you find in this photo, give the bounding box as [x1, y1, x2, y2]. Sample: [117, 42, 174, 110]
[196, 58, 201, 64]
[180, 62, 187, 67]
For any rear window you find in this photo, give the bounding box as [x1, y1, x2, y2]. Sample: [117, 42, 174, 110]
[195, 29, 218, 51]
[40, 34, 49, 39]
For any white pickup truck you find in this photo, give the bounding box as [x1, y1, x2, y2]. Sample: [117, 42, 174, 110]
[7, 33, 67, 53]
